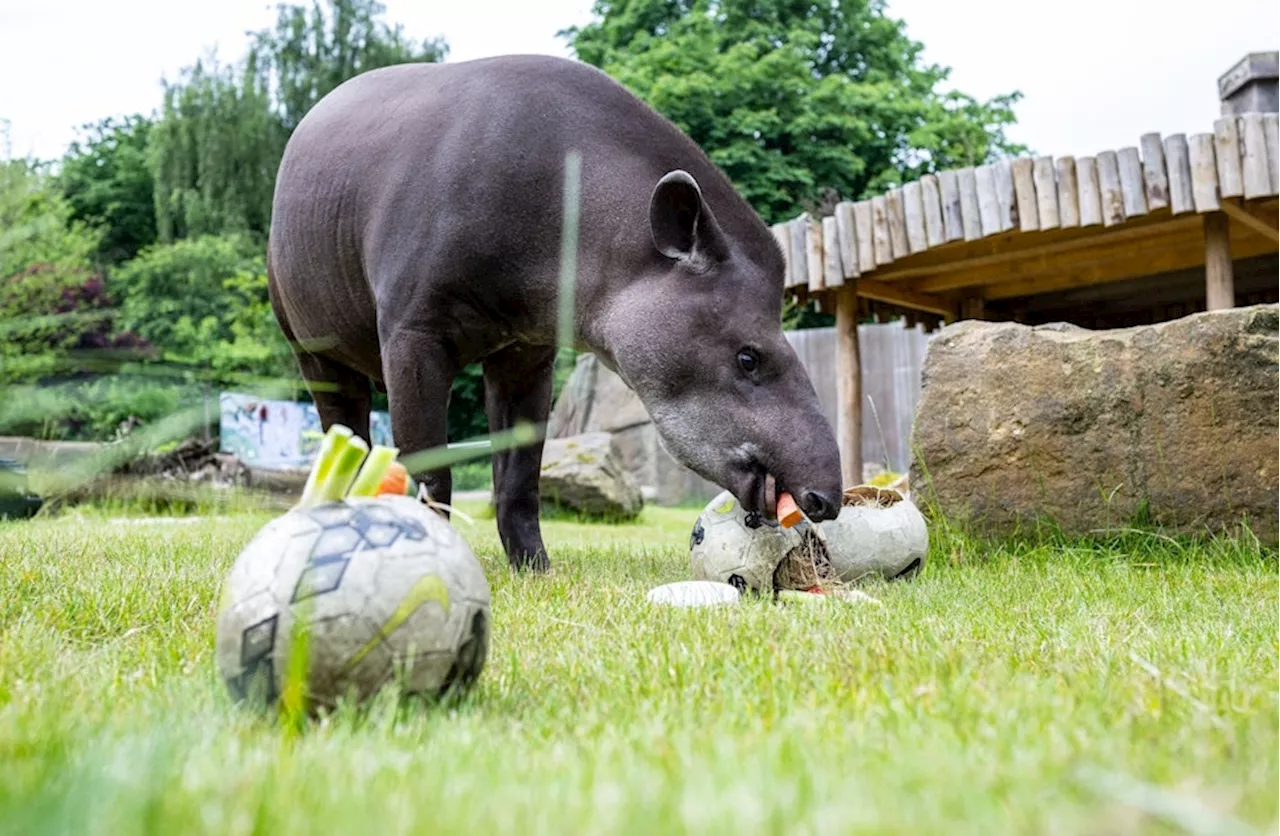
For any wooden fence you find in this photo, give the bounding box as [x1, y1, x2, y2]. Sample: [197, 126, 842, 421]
[771, 112, 1280, 301]
[785, 320, 932, 476]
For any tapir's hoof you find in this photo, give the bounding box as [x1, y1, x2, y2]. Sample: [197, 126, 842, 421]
[509, 551, 551, 574]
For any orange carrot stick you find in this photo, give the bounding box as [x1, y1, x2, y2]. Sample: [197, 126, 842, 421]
[377, 461, 409, 496]
[777, 491, 803, 527]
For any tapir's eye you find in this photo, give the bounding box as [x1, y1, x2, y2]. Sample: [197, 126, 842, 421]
[737, 349, 760, 374]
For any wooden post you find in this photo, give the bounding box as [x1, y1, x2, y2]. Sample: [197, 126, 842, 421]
[938, 170, 965, 242]
[1164, 134, 1195, 215]
[1140, 132, 1170, 210]
[992, 160, 1017, 231]
[1240, 113, 1271, 199]
[1032, 156, 1060, 229]
[835, 288, 863, 488]
[1056, 157, 1080, 227]
[1077, 156, 1103, 226]
[1204, 212, 1234, 311]
[957, 167, 983, 241]
[976, 164, 1002, 235]
[1096, 150, 1125, 226]
[1010, 157, 1039, 231]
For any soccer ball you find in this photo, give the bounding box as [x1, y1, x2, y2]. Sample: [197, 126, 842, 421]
[688, 490, 804, 593]
[215, 493, 491, 713]
[820, 489, 928, 583]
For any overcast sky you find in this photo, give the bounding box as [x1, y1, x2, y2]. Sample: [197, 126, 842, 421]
[0, 0, 1275, 165]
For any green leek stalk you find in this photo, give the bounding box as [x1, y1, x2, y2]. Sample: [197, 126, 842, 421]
[347, 445, 400, 498]
[298, 425, 353, 508]
[317, 435, 369, 503]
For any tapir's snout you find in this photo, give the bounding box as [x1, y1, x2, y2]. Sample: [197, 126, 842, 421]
[798, 488, 841, 522]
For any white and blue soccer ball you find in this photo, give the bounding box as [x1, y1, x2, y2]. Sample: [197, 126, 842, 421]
[215, 494, 491, 713]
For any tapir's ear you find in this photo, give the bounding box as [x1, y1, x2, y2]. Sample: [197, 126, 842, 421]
[648, 170, 730, 271]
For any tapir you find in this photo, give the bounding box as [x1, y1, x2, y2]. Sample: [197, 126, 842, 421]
[266, 54, 844, 572]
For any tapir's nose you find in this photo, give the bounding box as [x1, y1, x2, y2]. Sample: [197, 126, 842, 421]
[799, 489, 841, 522]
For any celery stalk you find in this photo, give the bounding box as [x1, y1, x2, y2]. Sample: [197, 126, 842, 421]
[298, 425, 353, 508]
[347, 445, 400, 498]
[317, 435, 369, 503]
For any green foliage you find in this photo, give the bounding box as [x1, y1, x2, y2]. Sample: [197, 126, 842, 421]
[562, 0, 1028, 226]
[109, 234, 298, 388]
[0, 159, 101, 280]
[150, 0, 447, 243]
[57, 116, 157, 265]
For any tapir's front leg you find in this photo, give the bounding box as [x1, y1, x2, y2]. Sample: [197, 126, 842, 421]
[483, 344, 556, 572]
[380, 329, 458, 513]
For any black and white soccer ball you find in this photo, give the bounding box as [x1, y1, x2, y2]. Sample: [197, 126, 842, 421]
[215, 494, 490, 712]
[688, 490, 804, 593]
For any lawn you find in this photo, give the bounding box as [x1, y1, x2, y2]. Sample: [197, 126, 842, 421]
[1, 499, 1276, 835]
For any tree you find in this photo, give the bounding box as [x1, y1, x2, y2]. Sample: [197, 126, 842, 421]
[560, 0, 1027, 226]
[57, 116, 158, 265]
[149, 0, 448, 243]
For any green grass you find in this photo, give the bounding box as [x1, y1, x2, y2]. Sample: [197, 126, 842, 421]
[0, 501, 1276, 835]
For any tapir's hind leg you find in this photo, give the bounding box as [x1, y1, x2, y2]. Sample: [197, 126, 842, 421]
[269, 280, 373, 444]
[483, 343, 556, 572]
[294, 352, 373, 445]
[380, 329, 457, 515]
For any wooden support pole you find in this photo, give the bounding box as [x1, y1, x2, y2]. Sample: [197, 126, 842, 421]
[1203, 212, 1234, 311]
[835, 288, 863, 488]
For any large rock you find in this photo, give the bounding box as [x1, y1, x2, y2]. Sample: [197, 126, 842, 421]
[540, 432, 644, 520]
[548, 354, 720, 506]
[909, 304, 1279, 543]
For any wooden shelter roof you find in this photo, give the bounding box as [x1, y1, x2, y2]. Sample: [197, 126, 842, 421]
[774, 112, 1280, 327]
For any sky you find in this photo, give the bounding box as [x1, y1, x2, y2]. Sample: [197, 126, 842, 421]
[0, 0, 1276, 164]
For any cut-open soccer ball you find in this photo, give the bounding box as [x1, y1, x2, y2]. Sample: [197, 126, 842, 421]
[215, 493, 490, 713]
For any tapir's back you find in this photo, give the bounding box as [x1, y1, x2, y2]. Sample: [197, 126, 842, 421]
[267, 54, 775, 378]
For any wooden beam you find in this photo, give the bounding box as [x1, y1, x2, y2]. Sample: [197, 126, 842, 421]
[855, 279, 955, 318]
[910, 215, 1203, 292]
[1204, 212, 1234, 310]
[981, 225, 1275, 301]
[1219, 199, 1280, 243]
[834, 289, 862, 488]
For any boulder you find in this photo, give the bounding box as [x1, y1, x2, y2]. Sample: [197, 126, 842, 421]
[540, 432, 644, 520]
[548, 354, 720, 506]
[909, 304, 1279, 543]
